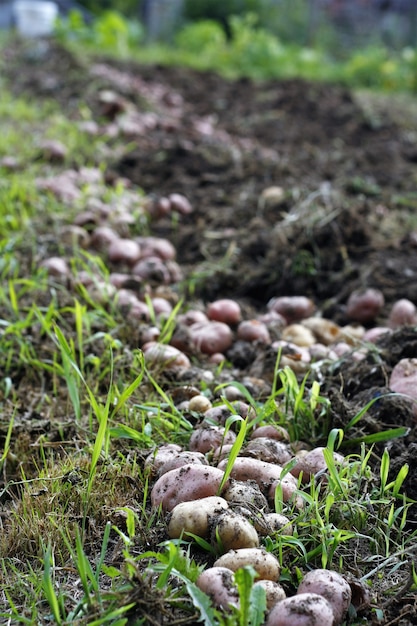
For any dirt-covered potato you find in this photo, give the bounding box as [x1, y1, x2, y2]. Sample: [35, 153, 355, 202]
[253, 580, 286, 609]
[254, 513, 293, 536]
[290, 447, 345, 483]
[168, 496, 229, 539]
[214, 548, 280, 581]
[218, 457, 285, 493]
[144, 444, 182, 475]
[151, 463, 226, 511]
[157, 451, 208, 476]
[297, 569, 352, 625]
[222, 479, 268, 511]
[266, 593, 334, 626]
[196, 567, 239, 610]
[189, 425, 236, 454]
[243, 438, 293, 465]
[211, 511, 259, 551]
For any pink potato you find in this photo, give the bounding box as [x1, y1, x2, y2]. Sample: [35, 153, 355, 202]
[388, 298, 417, 328]
[151, 463, 226, 511]
[196, 567, 239, 610]
[345, 288, 384, 324]
[389, 358, 417, 416]
[189, 425, 237, 454]
[297, 569, 352, 625]
[207, 299, 242, 326]
[237, 320, 271, 344]
[267, 296, 315, 323]
[189, 321, 234, 355]
[266, 593, 334, 626]
[290, 447, 345, 483]
[218, 457, 298, 505]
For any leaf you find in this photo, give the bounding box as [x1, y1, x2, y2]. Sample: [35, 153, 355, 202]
[182, 578, 219, 626]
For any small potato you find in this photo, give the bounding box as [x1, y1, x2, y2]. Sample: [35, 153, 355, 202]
[151, 463, 226, 511]
[222, 480, 268, 511]
[254, 513, 293, 537]
[144, 444, 182, 475]
[207, 299, 242, 326]
[301, 317, 342, 345]
[218, 457, 292, 495]
[196, 567, 239, 610]
[251, 425, 290, 442]
[389, 298, 417, 328]
[266, 593, 334, 626]
[346, 288, 384, 324]
[188, 395, 212, 413]
[390, 358, 417, 416]
[189, 321, 234, 355]
[168, 496, 229, 539]
[189, 425, 236, 454]
[267, 296, 315, 323]
[243, 438, 292, 465]
[237, 320, 271, 344]
[212, 511, 259, 551]
[214, 548, 280, 581]
[158, 451, 208, 476]
[290, 447, 345, 483]
[282, 324, 316, 347]
[253, 580, 286, 609]
[297, 569, 351, 625]
[143, 343, 190, 370]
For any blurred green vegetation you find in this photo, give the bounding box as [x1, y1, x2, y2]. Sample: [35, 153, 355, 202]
[55, 7, 417, 93]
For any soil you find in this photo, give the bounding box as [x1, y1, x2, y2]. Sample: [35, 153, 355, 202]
[3, 39, 417, 625]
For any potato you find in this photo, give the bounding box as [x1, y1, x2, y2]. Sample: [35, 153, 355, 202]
[253, 580, 286, 609]
[196, 567, 239, 610]
[189, 425, 236, 454]
[254, 513, 293, 537]
[143, 343, 191, 370]
[346, 288, 384, 324]
[144, 444, 182, 475]
[211, 511, 259, 551]
[388, 298, 417, 328]
[218, 457, 283, 492]
[222, 480, 268, 511]
[168, 496, 229, 539]
[243, 438, 292, 465]
[290, 447, 345, 484]
[218, 458, 297, 503]
[151, 463, 226, 511]
[266, 593, 334, 626]
[158, 451, 208, 476]
[297, 569, 351, 625]
[214, 548, 280, 581]
[267, 296, 315, 323]
[207, 299, 242, 325]
[389, 358, 417, 416]
[189, 321, 234, 355]
[251, 425, 290, 442]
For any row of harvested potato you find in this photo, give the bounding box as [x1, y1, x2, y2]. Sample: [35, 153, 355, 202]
[146, 420, 364, 625]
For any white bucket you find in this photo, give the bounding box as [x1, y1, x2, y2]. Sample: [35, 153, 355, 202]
[14, 1, 58, 37]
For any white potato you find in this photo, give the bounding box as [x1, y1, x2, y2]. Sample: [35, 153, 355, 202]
[168, 496, 229, 539]
[214, 548, 280, 581]
[212, 511, 259, 551]
[266, 593, 334, 626]
[253, 579, 286, 609]
[297, 569, 352, 625]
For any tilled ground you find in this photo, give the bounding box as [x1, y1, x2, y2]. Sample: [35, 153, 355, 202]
[2, 39, 417, 624]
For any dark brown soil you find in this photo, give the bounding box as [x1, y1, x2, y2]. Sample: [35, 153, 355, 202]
[3, 39, 417, 625]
